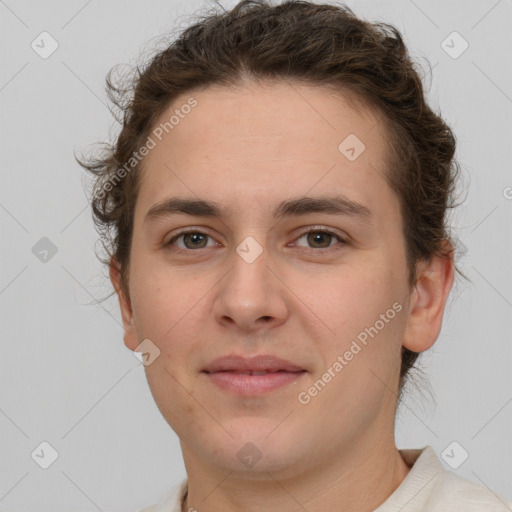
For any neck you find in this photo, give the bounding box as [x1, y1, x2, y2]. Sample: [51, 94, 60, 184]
[181, 436, 411, 512]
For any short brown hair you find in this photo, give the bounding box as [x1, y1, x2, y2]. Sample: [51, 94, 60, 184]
[77, 0, 468, 396]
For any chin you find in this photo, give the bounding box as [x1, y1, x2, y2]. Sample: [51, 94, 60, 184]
[201, 424, 307, 476]
[211, 446, 305, 478]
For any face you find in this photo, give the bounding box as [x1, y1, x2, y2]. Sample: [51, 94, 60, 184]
[111, 80, 453, 479]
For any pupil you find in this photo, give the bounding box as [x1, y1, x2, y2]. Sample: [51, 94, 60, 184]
[309, 232, 330, 248]
[185, 233, 206, 248]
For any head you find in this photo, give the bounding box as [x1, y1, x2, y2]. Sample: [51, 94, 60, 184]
[78, 0, 466, 476]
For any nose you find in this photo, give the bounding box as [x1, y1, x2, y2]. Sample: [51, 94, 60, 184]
[212, 243, 289, 334]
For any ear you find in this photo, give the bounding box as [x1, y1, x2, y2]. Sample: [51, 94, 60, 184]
[109, 258, 140, 352]
[402, 240, 455, 353]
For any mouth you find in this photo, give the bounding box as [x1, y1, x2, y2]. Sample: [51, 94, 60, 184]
[202, 355, 307, 395]
[203, 370, 306, 395]
[202, 354, 305, 373]
[206, 369, 302, 376]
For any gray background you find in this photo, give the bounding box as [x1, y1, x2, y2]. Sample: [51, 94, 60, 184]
[1, 0, 511, 510]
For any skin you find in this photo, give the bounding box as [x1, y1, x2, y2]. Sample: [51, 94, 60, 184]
[110, 80, 454, 512]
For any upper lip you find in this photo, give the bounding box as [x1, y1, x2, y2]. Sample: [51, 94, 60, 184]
[202, 355, 305, 373]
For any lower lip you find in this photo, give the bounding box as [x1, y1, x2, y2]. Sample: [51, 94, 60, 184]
[204, 371, 306, 395]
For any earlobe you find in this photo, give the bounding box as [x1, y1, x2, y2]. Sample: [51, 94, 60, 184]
[109, 258, 139, 351]
[402, 243, 455, 353]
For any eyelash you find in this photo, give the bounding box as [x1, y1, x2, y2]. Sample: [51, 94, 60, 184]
[165, 228, 348, 254]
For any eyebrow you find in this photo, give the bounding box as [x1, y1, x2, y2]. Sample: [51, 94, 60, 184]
[144, 195, 373, 225]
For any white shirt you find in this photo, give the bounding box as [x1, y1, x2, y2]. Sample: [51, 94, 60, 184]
[139, 446, 512, 511]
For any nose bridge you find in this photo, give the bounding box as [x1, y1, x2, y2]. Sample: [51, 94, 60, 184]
[227, 234, 271, 305]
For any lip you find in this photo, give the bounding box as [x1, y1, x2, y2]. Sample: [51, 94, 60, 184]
[202, 355, 307, 396]
[202, 354, 305, 373]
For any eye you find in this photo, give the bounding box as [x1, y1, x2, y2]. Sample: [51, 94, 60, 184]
[166, 230, 218, 251]
[293, 228, 347, 251]
[165, 227, 347, 254]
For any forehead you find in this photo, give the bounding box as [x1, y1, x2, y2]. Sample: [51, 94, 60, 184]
[149, 80, 386, 159]
[135, 81, 398, 223]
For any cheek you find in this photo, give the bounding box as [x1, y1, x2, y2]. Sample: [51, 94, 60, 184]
[130, 259, 201, 338]
[313, 267, 405, 376]
[315, 266, 395, 332]
[144, 362, 200, 433]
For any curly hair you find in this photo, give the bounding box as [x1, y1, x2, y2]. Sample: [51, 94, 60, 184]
[77, 0, 468, 396]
